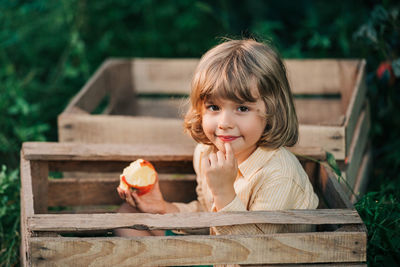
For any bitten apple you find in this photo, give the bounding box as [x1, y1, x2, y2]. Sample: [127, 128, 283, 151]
[119, 159, 157, 195]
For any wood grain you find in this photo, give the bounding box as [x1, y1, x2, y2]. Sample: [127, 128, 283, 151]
[22, 142, 325, 162]
[48, 175, 197, 206]
[29, 232, 366, 266]
[28, 209, 362, 232]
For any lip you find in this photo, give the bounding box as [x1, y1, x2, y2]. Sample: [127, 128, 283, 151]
[217, 135, 240, 142]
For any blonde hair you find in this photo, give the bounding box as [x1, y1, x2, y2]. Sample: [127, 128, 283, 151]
[184, 39, 298, 148]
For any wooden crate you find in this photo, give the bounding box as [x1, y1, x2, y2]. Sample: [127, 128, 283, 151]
[58, 58, 367, 162]
[20, 142, 367, 266]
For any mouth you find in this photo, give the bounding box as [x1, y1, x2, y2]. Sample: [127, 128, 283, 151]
[217, 135, 240, 142]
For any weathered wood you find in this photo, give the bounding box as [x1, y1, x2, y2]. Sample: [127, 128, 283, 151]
[344, 60, 367, 154]
[318, 165, 353, 209]
[58, 114, 195, 145]
[29, 232, 366, 266]
[342, 106, 370, 194]
[30, 161, 49, 214]
[63, 60, 110, 114]
[132, 58, 198, 95]
[23, 142, 326, 162]
[104, 60, 136, 115]
[295, 98, 343, 125]
[286, 59, 342, 94]
[48, 175, 197, 206]
[20, 152, 34, 266]
[297, 125, 345, 159]
[351, 147, 372, 203]
[22, 142, 195, 161]
[28, 209, 362, 232]
[48, 160, 194, 174]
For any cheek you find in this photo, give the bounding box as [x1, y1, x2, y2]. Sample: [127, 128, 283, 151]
[201, 115, 215, 136]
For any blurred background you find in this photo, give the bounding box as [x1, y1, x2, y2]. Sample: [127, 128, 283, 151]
[0, 0, 399, 265]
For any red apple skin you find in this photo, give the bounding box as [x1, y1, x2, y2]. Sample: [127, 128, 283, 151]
[121, 173, 157, 196]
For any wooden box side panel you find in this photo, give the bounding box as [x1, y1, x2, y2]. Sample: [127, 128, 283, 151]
[341, 105, 370, 195]
[58, 114, 196, 146]
[28, 232, 366, 266]
[344, 60, 368, 149]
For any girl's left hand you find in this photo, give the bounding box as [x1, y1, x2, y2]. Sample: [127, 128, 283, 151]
[202, 142, 238, 209]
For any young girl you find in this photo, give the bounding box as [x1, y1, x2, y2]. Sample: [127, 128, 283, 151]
[116, 38, 318, 237]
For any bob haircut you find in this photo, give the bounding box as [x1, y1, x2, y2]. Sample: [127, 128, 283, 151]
[184, 38, 298, 148]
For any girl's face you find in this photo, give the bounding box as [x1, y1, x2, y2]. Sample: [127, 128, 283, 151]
[202, 96, 267, 164]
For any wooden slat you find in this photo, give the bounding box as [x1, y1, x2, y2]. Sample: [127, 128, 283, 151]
[30, 161, 49, 214]
[285, 59, 342, 95]
[342, 106, 370, 194]
[57, 114, 195, 145]
[22, 142, 195, 161]
[132, 58, 198, 94]
[63, 60, 110, 114]
[351, 147, 372, 203]
[29, 232, 366, 266]
[47, 160, 194, 174]
[295, 98, 344, 126]
[48, 175, 197, 206]
[28, 209, 362, 232]
[318, 165, 353, 209]
[23, 142, 325, 162]
[20, 152, 35, 266]
[344, 60, 367, 153]
[297, 125, 345, 160]
[104, 60, 137, 115]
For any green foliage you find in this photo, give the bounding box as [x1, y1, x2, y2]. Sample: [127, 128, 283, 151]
[0, 166, 20, 266]
[355, 192, 400, 266]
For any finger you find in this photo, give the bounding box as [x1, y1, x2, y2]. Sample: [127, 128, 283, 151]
[216, 150, 225, 163]
[224, 142, 235, 162]
[117, 187, 125, 199]
[208, 153, 218, 167]
[125, 190, 136, 207]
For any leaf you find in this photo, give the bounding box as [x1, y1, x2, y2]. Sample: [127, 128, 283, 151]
[326, 151, 342, 178]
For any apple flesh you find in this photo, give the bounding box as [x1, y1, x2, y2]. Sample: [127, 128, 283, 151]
[119, 159, 157, 195]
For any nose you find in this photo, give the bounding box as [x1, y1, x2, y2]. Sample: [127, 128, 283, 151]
[218, 110, 234, 129]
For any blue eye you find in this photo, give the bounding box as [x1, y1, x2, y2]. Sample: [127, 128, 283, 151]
[206, 104, 219, 111]
[237, 106, 249, 112]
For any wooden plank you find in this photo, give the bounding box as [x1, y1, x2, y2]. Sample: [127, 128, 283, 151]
[295, 98, 344, 126]
[20, 152, 35, 266]
[63, 60, 111, 114]
[318, 165, 353, 209]
[134, 98, 189, 118]
[298, 125, 345, 160]
[47, 160, 194, 174]
[344, 60, 367, 154]
[28, 209, 362, 232]
[30, 161, 49, 214]
[22, 142, 195, 161]
[132, 58, 198, 94]
[351, 147, 372, 203]
[103, 60, 136, 115]
[29, 232, 366, 265]
[48, 175, 197, 206]
[285, 59, 342, 95]
[57, 113, 195, 145]
[23, 142, 325, 162]
[341, 106, 370, 196]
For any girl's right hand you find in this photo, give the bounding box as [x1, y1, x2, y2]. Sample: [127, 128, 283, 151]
[117, 181, 178, 214]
